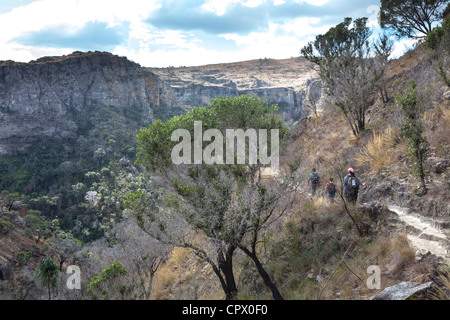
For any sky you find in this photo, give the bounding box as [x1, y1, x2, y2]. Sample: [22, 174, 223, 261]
[0, 0, 414, 68]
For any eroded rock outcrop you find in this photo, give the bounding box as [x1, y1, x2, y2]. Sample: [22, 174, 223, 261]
[0, 52, 322, 156]
[370, 281, 434, 300]
[0, 52, 170, 155]
[149, 57, 323, 122]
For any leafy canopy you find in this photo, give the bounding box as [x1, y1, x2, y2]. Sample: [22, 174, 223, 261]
[396, 82, 429, 194]
[136, 94, 289, 172]
[301, 17, 384, 136]
[87, 261, 128, 300]
[36, 257, 59, 299]
[380, 0, 448, 38]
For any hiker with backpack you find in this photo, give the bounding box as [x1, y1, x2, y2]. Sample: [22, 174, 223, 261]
[308, 168, 320, 196]
[343, 168, 365, 204]
[325, 177, 337, 203]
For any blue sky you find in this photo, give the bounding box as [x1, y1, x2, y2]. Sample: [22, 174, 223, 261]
[0, 0, 412, 67]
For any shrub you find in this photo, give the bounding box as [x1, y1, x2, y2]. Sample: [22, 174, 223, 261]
[87, 261, 129, 300]
[16, 251, 32, 266]
[0, 221, 15, 234]
[397, 82, 429, 195]
[36, 257, 59, 300]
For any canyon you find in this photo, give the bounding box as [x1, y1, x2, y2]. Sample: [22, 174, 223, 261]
[0, 51, 321, 156]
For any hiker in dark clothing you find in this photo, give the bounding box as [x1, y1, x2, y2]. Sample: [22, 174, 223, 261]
[325, 177, 337, 203]
[343, 168, 365, 204]
[308, 168, 320, 196]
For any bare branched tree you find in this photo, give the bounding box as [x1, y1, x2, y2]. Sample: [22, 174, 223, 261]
[127, 95, 294, 300]
[305, 80, 323, 118]
[60, 217, 171, 300]
[301, 18, 389, 137]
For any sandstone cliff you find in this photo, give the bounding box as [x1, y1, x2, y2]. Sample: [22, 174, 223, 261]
[0, 52, 321, 156]
[0, 51, 170, 156]
[149, 57, 322, 121]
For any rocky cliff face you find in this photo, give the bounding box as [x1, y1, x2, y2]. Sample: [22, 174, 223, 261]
[0, 52, 321, 156]
[0, 51, 171, 155]
[149, 57, 322, 122]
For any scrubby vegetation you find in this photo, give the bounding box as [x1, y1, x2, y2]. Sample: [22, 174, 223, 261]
[1, 0, 449, 301]
[0, 103, 150, 243]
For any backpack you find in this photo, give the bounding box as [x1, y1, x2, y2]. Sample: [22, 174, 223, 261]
[327, 182, 336, 195]
[347, 175, 359, 191]
[310, 172, 320, 185]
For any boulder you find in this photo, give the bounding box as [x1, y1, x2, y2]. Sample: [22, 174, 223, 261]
[12, 203, 28, 218]
[434, 160, 450, 174]
[370, 281, 433, 300]
[360, 201, 384, 221]
[443, 91, 450, 100]
[427, 157, 450, 174]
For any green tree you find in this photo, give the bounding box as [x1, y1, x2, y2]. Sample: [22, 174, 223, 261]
[301, 17, 385, 137]
[425, 15, 450, 86]
[129, 95, 294, 300]
[380, 0, 448, 39]
[0, 190, 22, 211]
[0, 221, 15, 234]
[87, 261, 129, 300]
[24, 212, 52, 243]
[71, 183, 87, 203]
[396, 82, 429, 195]
[37, 257, 59, 300]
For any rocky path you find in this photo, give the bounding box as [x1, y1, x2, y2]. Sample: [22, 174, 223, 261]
[388, 205, 450, 265]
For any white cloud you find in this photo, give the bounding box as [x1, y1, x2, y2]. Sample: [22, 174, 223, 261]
[0, 0, 159, 62]
[201, 0, 328, 15]
[114, 17, 325, 68]
[0, 0, 383, 68]
[294, 0, 329, 6]
[391, 38, 418, 59]
[114, 44, 240, 68]
[243, 0, 265, 8]
[220, 17, 333, 60]
[0, 0, 311, 66]
[279, 17, 333, 36]
[201, 0, 240, 15]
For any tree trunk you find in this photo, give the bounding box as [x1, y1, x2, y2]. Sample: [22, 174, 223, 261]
[209, 262, 233, 299]
[358, 107, 365, 133]
[146, 273, 155, 300]
[420, 175, 427, 196]
[379, 80, 389, 104]
[184, 243, 237, 300]
[217, 245, 238, 299]
[238, 245, 284, 300]
[417, 142, 427, 196]
[383, 81, 389, 103]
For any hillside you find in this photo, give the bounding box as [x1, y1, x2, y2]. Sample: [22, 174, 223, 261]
[148, 57, 322, 121]
[0, 52, 320, 241]
[0, 42, 449, 301]
[149, 57, 316, 89]
[141, 43, 450, 300]
[0, 52, 320, 158]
